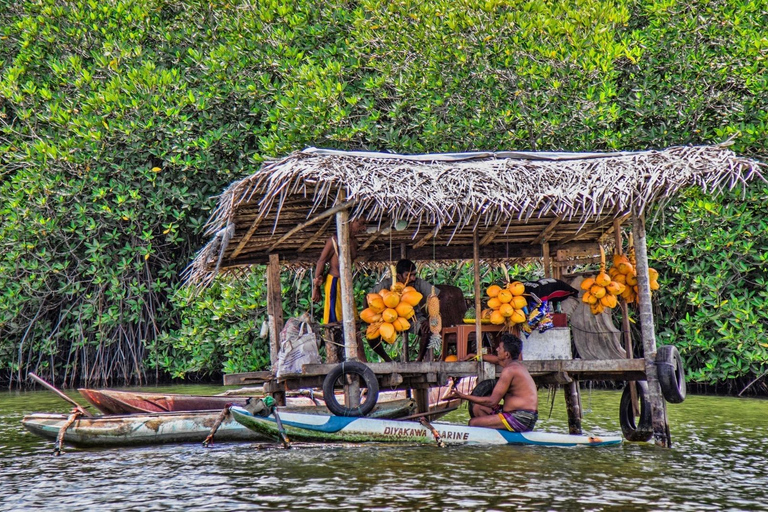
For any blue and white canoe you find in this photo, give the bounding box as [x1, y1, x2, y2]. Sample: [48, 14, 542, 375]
[230, 406, 623, 447]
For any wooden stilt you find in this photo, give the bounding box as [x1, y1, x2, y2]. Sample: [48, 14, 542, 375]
[414, 387, 430, 415]
[632, 212, 671, 448]
[472, 231, 485, 382]
[563, 381, 583, 434]
[266, 253, 286, 406]
[336, 209, 360, 407]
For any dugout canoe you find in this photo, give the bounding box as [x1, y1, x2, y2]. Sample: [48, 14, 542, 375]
[229, 406, 623, 447]
[78, 378, 474, 415]
[21, 399, 416, 448]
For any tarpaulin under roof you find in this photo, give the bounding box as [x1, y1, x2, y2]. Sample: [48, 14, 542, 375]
[185, 145, 763, 286]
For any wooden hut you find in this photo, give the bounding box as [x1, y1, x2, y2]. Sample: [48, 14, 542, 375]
[186, 145, 763, 447]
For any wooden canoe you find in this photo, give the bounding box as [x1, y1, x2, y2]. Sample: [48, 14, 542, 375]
[78, 378, 475, 415]
[21, 398, 416, 448]
[230, 407, 623, 447]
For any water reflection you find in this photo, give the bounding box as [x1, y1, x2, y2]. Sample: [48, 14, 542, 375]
[1, 386, 767, 511]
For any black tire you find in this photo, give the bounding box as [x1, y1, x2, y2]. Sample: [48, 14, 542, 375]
[467, 379, 498, 418]
[656, 345, 686, 404]
[619, 381, 653, 442]
[322, 361, 379, 417]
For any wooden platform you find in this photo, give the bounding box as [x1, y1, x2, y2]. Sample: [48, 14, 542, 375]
[223, 359, 647, 390]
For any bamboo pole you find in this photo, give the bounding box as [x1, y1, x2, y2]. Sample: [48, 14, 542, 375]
[266, 253, 285, 406]
[336, 208, 361, 407]
[473, 231, 485, 382]
[614, 218, 639, 417]
[631, 211, 671, 448]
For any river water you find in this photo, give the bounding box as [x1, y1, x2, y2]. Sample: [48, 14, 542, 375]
[2, 384, 767, 511]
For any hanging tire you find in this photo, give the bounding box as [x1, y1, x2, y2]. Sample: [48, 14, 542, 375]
[467, 379, 498, 418]
[322, 361, 379, 417]
[619, 380, 653, 442]
[656, 345, 686, 404]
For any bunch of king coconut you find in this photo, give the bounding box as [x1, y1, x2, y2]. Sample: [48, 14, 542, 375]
[485, 281, 528, 327]
[360, 267, 423, 344]
[608, 247, 660, 304]
[580, 247, 626, 315]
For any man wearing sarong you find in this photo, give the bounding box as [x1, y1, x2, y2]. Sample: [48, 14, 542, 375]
[447, 334, 538, 432]
[311, 219, 367, 361]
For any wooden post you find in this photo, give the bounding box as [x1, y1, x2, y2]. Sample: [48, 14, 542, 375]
[542, 242, 551, 278]
[632, 211, 671, 447]
[473, 231, 485, 382]
[563, 381, 582, 434]
[614, 218, 639, 417]
[266, 253, 285, 406]
[336, 209, 360, 407]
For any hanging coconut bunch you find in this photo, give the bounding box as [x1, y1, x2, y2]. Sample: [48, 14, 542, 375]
[580, 246, 626, 315]
[609, 246, 660, 304]
[485, 281, 528, 327]
[360, 265, 423, 344]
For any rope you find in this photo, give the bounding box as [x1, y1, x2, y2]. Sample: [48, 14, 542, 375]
[53, 409, 83, 456]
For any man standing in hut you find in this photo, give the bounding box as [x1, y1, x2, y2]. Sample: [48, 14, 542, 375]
[369, 259, 439, 362]
[448, 334, 538, 432]
[311, 218, 367, 362]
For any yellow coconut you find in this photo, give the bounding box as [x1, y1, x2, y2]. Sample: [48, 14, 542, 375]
[490, 310, 505, 325]
[444, 355, 459, 362]
[595, 272, 612, 287]
[366, 293, 385, 313]
[486, 284, 502, 298]
[497, 289, 513, 304]
[582, 291, 597, 305]
[580, 277, 596, 291]
[649, 268, 659, 280]
[360, 308, 382, 324]
[395, 302, 415, 319]
[507, 281, 526, 296]
[650, 279, 660, 291]
[402, 286, 417, 295]
[499, 303, 514, 318]
[392, 282, 406, 293]
[613, 273, 627, 285]
[606, 281, 625, 296]
[600, 294, 617, 309]
[590, 284, 607, 299]
[510, 309, 527, 325]
[626, 274, 638, 286]
[487, 297, 502, 310]
[381, 290, 401, 308]
[365, 321, 382, 339]
[393, 317, 411, 332]
[590, 303, 605, 315]
[618, 262, 634, 275]
[400, 290, 423, 307]
[379, 322, 396, 342]
[512, 295, 528, 310]
[381, 308, 398, 323]
[481, 308, 494, 319]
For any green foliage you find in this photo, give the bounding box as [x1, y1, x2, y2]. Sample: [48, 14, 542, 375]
[0, 0, 766, 389]
[649, 184, 768, 388]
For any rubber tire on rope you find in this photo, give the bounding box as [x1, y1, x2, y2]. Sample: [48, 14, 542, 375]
[467, 379, 498, 418]
[656, 345, 687, 404]
[619, 380, 653, 442]
[322, 361, 379, 417]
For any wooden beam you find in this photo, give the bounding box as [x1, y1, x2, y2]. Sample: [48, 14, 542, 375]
[360, 229, 385, 251]
[558, 216, 617, 245]
[632, 211, 670, 448]
[532, 216, 562, 245]
[479, 225, 501, 246]
[473, 230, 485, 382]
[267, 200, 355, 252]
[412, 226, 439, 249]
[614, 217, 638, 416]
[542, 242, 551, 278]
[230, 213, 266, 259]
[297, 217, 332, 252]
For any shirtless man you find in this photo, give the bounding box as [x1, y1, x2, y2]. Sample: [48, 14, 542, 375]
[447, 334, 538, 432]
[311, 218, 366, 361]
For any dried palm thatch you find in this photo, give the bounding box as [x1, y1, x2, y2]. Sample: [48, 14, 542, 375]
[185, 145, 764, 287]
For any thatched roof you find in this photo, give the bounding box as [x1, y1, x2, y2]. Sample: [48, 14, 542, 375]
[185, 145, 763, 286]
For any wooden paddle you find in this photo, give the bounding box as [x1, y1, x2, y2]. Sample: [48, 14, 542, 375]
[28, 372, 92, 417]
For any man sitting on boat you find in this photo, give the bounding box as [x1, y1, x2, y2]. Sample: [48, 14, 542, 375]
[447, 334, 539, 432]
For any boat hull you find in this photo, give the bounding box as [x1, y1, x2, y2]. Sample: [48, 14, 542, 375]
[230, 407, 623, 447]
[22, 400, 415, 448]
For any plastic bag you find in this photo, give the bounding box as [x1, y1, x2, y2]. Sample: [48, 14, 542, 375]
[276, 316, 321, 379]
